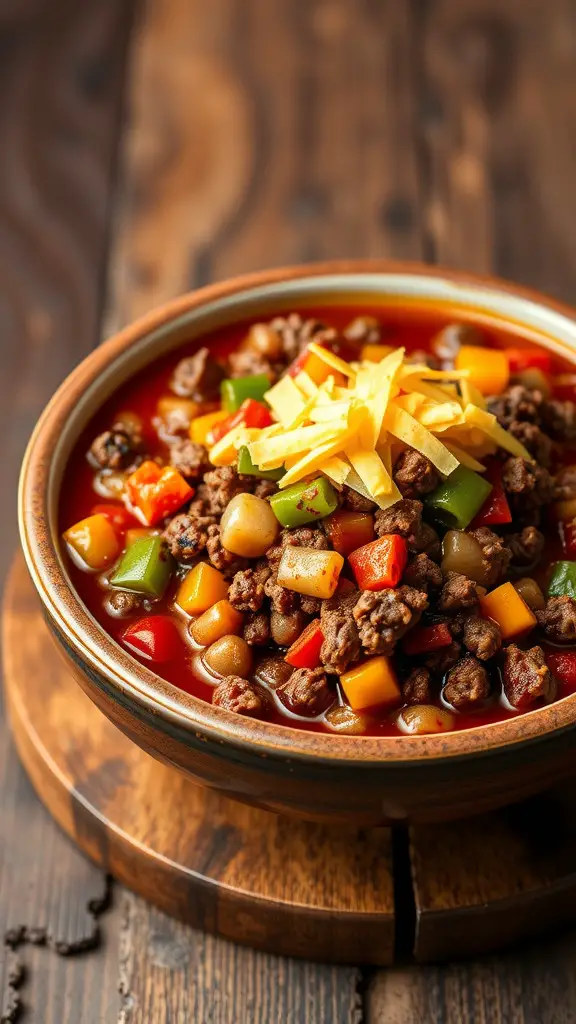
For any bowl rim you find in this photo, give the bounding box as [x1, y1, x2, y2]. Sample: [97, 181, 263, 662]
[19, 258, 576, 766]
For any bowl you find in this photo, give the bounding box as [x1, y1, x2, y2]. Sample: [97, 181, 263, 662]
[18, 260, 576, 826]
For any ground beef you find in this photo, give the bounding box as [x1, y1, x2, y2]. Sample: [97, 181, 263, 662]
[537, 596, 576, 643]
[353, 586, 428, 656]
[162, 514, 210, 560]
[443, 656, 490, 709]
[424, 640, 462, 676]
[212, 676, 267, 717]
[503, 644, 557, 709]
[342, 486, 377, 513]
[374, 499, 440, 557]
[201, 466, 253, 515]
[268, 313, 334, 362]
[206, 524, 249, 578]
[344, 315, 381, 346]
[88, 428, 141, 471]
[320, 590, 361, 674]
[467, 527, 512, 586]
[227, 349, 278, 381]
[264, 573, 299, 614]
[106, 590, 145, 617]
[171, 347, 225, 400]
[300, 596, 322, 615]
[501, 457, 553, 512]
[402, 553, 443, 591]
[553, 465, 576, 501]
[168, 439, 210, 481]
[280, 526, 330, 550]
[487, 385, 544, 428]
[255, 657, 293, 690]
[402, 667, 432, 705]
[438, 573, 481, 613]
[253, 479, 278, 500]
[508, 421, 552, 467]
[462, 616, 502, 660]
[243, 612, 271, 646]
[228, 563, 271, 612]
[506, 526, 545, 568]
[393, 449, 439, 499]
[277, 667, 334, 716]
[541, 398, 576, 442]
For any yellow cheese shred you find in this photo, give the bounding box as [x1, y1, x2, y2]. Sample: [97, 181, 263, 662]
[383, 405, 459, 476]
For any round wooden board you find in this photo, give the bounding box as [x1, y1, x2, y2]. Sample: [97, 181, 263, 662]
[5, 555, 576, 964]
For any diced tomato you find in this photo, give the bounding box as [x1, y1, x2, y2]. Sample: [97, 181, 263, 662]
[470, 462, 512, 528]
[125, 461, 193, 526]
[546, 651, 576, 689]
[122, 615, 180, 662]
[505, 347, 552, 375]
[90, 503, 138, 535]
[402, 623, 452, 656]
[348, 534, 408, 591]
[285, 619, 324, 669]
[325, 510, 375, 556]
[561, 522, 576, 559]
[209, 398, 273, 444]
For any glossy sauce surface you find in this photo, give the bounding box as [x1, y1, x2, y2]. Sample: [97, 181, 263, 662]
[59, 302, 576, 736]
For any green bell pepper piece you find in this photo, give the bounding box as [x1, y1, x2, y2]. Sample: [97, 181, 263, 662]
[424, 465, 492, 530]
[111, 535, 174, 597]
[221, 374, 270, 413]
[270, 476, 339, 528]
[548, 561, 576, 599]
[237, 446, 284, 481]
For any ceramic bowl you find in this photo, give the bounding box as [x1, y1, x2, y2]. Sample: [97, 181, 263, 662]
[18, 260, 576, 825]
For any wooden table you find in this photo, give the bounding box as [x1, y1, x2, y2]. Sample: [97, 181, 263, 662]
[3, 1, 576, 1020]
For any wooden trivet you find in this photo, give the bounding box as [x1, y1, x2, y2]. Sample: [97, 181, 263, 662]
[4, 556, 576, 964]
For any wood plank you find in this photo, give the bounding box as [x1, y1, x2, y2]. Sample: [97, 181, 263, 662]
[107, 0, 425, 1019]
[0, 1, 135, 1021]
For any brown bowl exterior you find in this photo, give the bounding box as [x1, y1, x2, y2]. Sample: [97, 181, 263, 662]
[19, 260, 576, 825]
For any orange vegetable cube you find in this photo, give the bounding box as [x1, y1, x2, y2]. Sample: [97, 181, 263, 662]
[64, 513, 121, 570]
[360, 344, 394, 363]
[190, 599, 244, 647]
[455, 345, 510, 396]
[479, 582, 537, 640]
[190, 410, 228, 446]
[340, 656, 401, 711]
[176, 563, 229, 616]
[126, 460, 193, 526]
[125, 527, 158, 547]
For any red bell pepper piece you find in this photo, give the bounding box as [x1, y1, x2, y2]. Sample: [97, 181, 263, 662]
[324, 510, 375, 556]
[546, 650, 576, 690]
[561, 522, 576, 559]
[122, 615, 180, 662]
[209, 398, 273, 444]
[126, 460, 193, 526]
[505, 347, 552, 375]
[285, 619, 324, 669]
[348, 534, 408, 591]
[402, 622, 452, 656]
[470, 462, 512, 528]
[90, 503, 138, 535]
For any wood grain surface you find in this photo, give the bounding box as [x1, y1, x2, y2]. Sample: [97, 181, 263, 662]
[4, 0, 576, 1021]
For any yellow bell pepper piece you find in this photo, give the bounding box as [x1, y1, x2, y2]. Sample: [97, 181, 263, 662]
[176, 562, 229, 616]
[64, 513, 121, 570]
[479, 581, 537, 640]
[277, 547, 344, 600]
[189, 410, 228, 446]
[360, 344, 394, 363]
[340, 656, 401, 711]
[455, 345, 510, 396]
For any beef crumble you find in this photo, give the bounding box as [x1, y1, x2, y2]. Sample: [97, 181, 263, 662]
[88, 428, 142, 471]
[462, 616, 502, 660]
[171, 347, 225, 400]
[402, 667, 432, 705]
[443, 657, 490, 709]
[503, 645, 557, 709]
[467, 527, 511, 586]
[353, 586, 428, 656]
[277, 667, 334, 716]
[393, 450, 439, 499]
[438, 573, 481, 613]
[506, 526, 545, 568]
[537, 597, 576, 644]
[320, 589, 361, 674]
[212, 676, 268, 717]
